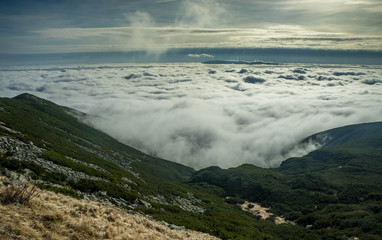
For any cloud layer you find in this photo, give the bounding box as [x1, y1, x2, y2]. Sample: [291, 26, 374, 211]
[1, 0, 382, 54]
[1, 63, 381, 169]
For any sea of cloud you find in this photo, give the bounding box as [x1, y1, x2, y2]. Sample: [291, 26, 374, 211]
[1, 63, 381, 169]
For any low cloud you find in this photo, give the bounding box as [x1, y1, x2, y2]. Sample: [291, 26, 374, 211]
[188, 54, 214, 58]
[125, 11, 167, 56]
[361, 79, 382, 85]
[1, 64, 381, 169]
[7, 83, 33, 91]
[243, 76, 266, 84]
[278, 75, 306, 81]
[333, 71, 366, 76]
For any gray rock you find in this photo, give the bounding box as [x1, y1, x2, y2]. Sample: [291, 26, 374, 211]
[97, 191, 108, 197]
[169, 224, 185, 230]
[18, 174, 28, 182]
[10, 180, 22, 185]
[139, 199, 152, 208]
[5, 170, 18, 180]
[160, 220, 170, 227]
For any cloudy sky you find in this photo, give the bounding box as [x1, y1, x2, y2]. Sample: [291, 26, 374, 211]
[1, 0, 382, 55]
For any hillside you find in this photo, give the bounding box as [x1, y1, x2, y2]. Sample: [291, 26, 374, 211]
[1, 93, 381, 239]
[279, 121, 382, 174]
[0, 177, 217, 240]
[191, 122, 382, 239]
[301, 122, 382, 149]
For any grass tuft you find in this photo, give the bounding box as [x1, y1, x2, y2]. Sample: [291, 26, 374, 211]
[0, 183, 39, 205]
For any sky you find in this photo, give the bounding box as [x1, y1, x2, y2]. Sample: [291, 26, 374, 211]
[1, 0, 382, 57]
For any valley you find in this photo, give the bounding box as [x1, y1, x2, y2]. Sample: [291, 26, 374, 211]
[0, 93, 381, 239]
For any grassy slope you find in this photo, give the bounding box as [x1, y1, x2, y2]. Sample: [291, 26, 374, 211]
[0, 181, 218, 240]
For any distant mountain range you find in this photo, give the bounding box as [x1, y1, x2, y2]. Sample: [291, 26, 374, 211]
[2, 48, 382, 66]
[202, 60, 278, 65]
[1, 93, 381, 240]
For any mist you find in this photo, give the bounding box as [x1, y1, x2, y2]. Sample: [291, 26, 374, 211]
[1, 63, 381, 169]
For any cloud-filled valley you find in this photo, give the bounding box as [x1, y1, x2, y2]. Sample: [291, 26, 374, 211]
[1, 63, 381, 169]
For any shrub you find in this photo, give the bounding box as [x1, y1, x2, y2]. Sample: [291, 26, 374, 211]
[0, 184, 39, 205]
[36, 183, 80, 199]
[224, 196, 245, 205]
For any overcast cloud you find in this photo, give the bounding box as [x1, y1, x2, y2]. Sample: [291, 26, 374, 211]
[1, 63, 381, 169]
[0, 0, 381, 54]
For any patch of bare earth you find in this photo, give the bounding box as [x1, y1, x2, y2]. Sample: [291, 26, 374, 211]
[240, 201, 295, 225]
[0, 184, 219, 240]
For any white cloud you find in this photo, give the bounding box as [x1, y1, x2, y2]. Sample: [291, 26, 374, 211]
[1, 63, 381, 169]
[187, 54, 214, 58]
[176, 0, 229, 28]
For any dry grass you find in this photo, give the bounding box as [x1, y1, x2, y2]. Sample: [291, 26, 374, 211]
[240, 201, 295, 225]
[241, 201, 272, 220]
[0, 184, 219, 240]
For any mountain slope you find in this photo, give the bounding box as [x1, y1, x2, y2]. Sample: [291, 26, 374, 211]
[302, 121, 382, 149]
[0, 92, 195, 195]
[0, 93, 318, 240]
[1, 93, 381, 239]
[279, 122, 382, 175]
[191, 122, 382, 239]
[0, 180, 218, 240]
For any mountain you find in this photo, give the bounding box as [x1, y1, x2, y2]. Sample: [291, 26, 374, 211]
[191, 121, 382, 239]
[202, 60, 278, 65]
[279, 121, 382, 175]
[297, 121, 382, 149]
[1, 93, 381, 240]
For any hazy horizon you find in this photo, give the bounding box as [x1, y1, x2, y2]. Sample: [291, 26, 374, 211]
[1, 47, 382, 66]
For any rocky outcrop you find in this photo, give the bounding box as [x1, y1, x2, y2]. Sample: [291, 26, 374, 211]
[146, 193, 205, 214]
[0, 136, 108, 183]
[173, 193, 205, 214]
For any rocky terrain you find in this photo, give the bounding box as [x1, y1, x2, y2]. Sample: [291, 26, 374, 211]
[0, 127, 205, 214]
[0, 126, 213, 239]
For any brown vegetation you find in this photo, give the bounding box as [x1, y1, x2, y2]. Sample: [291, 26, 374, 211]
[240, 201, 295, 225]
[0, 183, 218, 240]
